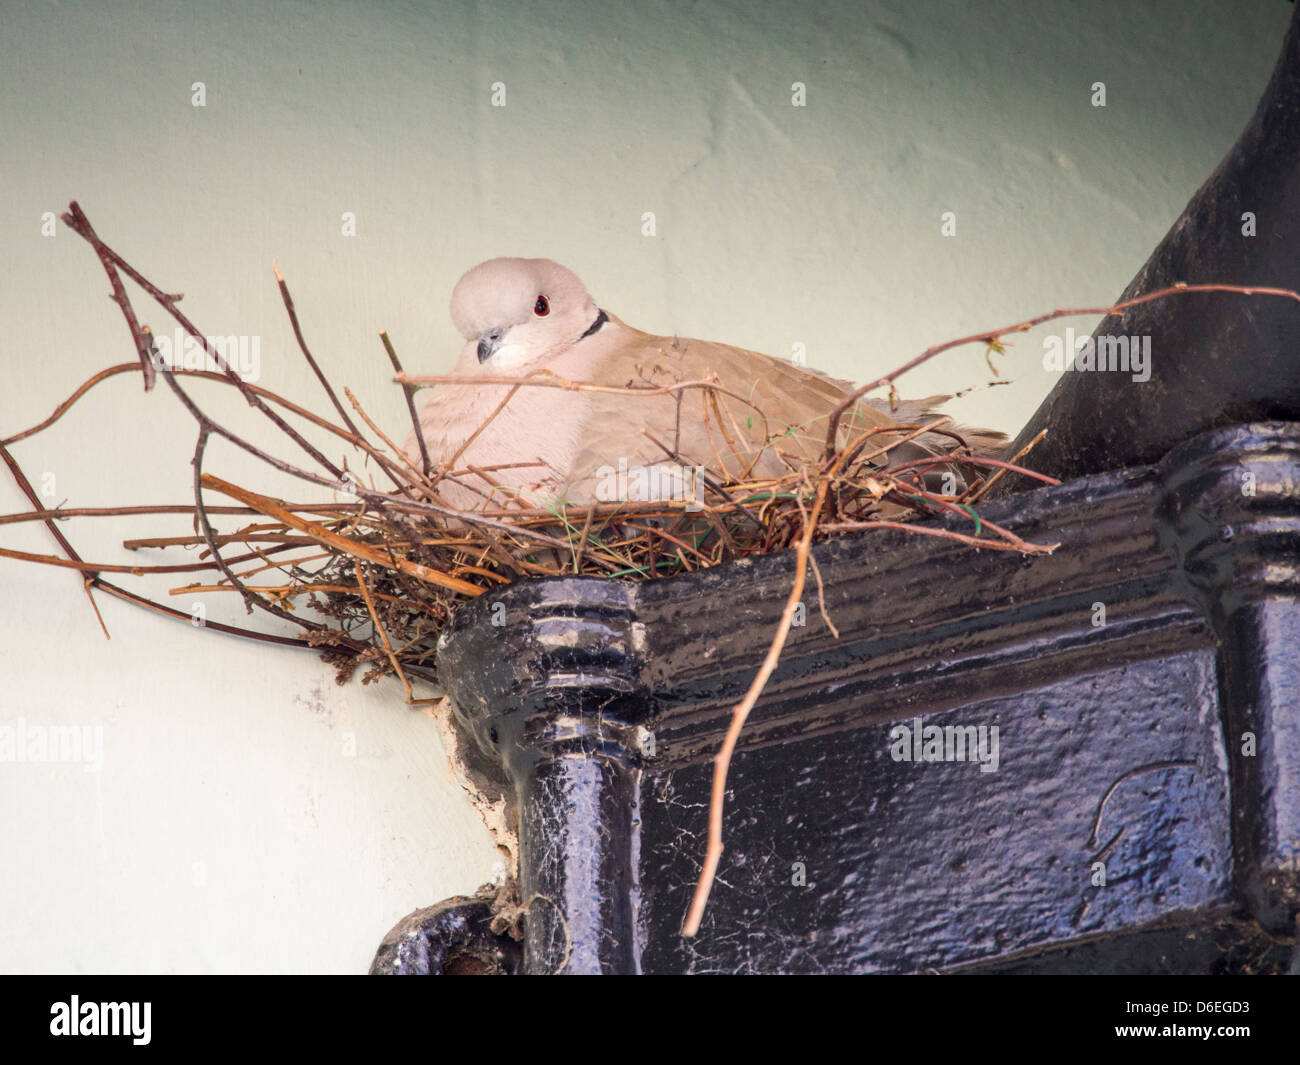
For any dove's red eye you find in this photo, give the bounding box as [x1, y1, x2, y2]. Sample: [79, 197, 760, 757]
[534, 295, 549, 316]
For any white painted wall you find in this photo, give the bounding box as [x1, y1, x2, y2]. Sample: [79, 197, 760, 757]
[0, 0, 1291, 972]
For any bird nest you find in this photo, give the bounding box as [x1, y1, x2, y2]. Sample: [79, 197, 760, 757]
[0, 205, 1068, 707]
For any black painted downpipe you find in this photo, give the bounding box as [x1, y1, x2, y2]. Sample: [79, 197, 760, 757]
[1000, 4, 1300, 485]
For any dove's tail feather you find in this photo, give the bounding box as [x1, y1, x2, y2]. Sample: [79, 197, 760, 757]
[950, 425, 1011, 458]
[863, 394, 953, 423]
[862, 395, 1007, 459]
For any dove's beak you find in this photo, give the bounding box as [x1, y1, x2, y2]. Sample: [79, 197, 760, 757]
[477, 326, 506, 363]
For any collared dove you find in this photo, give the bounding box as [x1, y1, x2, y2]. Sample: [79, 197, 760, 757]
[403, 258, 1003, 513]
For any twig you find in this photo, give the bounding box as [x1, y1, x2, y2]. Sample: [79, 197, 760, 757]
[966, 428, 1050, 502]
[200, 474, 485, 597]
[380, 330, 432, 478]
[422, 381, 525, 499]
[189, 427, 342, 638]
[0, 503, 361, 526]
[819, 519, 1059, 552]
[1, 442, 308, 646]
[0, 443, 110, 638]
[352, 560, 438, 706]
[823, 282, 1300, 457]
[273, 260, 361, 438]
[396, 369, 772, 444]
[62, 202, 346, 480]
[681, 477, 832, 937]
[89, 579, 310, 646]
[58, 205, 156, 391]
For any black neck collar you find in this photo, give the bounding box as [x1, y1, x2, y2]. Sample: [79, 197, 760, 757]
[578, 309, 608, 341]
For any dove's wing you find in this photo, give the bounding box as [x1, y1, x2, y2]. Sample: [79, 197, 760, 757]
[555, 317, 956, 497]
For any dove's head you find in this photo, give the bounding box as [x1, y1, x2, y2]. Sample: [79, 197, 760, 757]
[450, 257, 603, 372]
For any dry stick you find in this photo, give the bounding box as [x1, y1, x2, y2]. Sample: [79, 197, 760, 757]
[399, 494, 714, 523]
[1, 363, 412, 493]
[342, 387, 430, 486]
[823, 282, 1300, 458]
[62, 203, 345, 481]
[0, 545, 297, 576]
[0, 534, 316, 576]
[273, 260, 361, 438]
[0, 443, 306, 646]
[966, 429, 1051, 503]
[64, 351, 573, 554]
[622, 522, 714, 567]
[173, 559, 322, 597]
[144, 342, 358, 496]
[843, 452, 1058, 512]
[1, 443, 110, 638]
[380, 330, 432, 479]
[370, 492, 584, 551]
[422, 381, 526, 499]
[62, 204, 361, 486]
[2, 363, 146, 446]
[203, 540, 330, 571]
[396, 369, 774, 442]
[701, 387, 758, 482]
[819, 519, 1058, 551]
[90, 579, 309, 646]
[445, 563, 513, 584]
[195, 549, 335, 584]
[155, 541, 322, 574]
[806, 552, 838, 639]
[174, 580, 368, 601]
[881, 453, 1062, 487]
[681, 476, 833, 937]
[352, 559, 439, 706]
[843, 418, 960, 469]
[695, 293, 1300, 934]
[200, 474, 485, 597]
[57, 204, 156, 391]
[0, 503, 363, 526]
[428, 514, 528, 579]
[189, 427, 350, 641]
[680, 426, 1067, 935]
[927, 451, 1058, 485]
[569, 504, 597, 574]
[124, 533, 316, 550]
[896, 485, 1056, 553]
